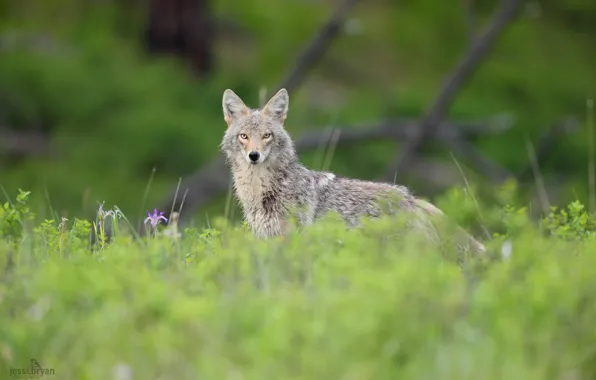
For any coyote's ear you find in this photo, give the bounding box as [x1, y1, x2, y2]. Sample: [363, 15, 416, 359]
[222, 89, 249, 127]
[262, 88, 289, 122]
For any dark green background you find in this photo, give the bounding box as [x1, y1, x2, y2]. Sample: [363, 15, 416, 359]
[1, 0, 595, 228]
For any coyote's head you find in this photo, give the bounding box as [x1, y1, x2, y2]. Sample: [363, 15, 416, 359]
[220, 88, 295, 167]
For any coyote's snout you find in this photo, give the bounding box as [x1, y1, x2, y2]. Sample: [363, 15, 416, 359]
[220, 88, 486, 255]
[238, 130, 272, 165]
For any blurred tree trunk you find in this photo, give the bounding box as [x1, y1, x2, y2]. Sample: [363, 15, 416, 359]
[144, 0, 214, 77]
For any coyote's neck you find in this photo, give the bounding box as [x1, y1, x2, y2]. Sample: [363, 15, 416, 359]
[230, 159, 301, 237]
[230, 159, 299, 202]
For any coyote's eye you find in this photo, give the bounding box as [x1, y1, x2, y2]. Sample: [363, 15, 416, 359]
[263, 133, 272, 139]
[239, 133, 248, 140]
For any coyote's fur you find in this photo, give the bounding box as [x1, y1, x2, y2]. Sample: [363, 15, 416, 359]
[220, 88, 486, 254]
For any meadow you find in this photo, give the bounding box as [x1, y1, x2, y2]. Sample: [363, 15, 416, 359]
[1, 185, 596, 379]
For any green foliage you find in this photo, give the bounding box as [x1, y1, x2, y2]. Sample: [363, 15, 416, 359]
[1, 191, 596, 378]
[433, 178, 533, 239]
[0, 189, 34, 244]
[543, 201, 596, 241]
[32, 217, 92, 258]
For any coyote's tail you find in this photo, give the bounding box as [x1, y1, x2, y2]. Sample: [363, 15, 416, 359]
[413, 198, 487, 255]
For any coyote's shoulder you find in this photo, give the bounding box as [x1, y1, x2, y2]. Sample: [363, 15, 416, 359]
[219, 88, 485, 254]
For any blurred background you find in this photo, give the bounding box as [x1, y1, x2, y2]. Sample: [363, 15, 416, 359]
[0, 0, 594, 230]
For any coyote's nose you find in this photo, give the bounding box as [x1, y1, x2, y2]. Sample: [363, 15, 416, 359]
[248, 151, 260, 162]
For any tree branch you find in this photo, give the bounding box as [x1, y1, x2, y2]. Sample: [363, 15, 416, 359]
[0, 127, 49, 157]
[462, 0, 477, 48]
[274, 0, 359, 95]
[383, 0, 522, 181]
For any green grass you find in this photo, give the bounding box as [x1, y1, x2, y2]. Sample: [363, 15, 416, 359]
[1, 188, 596, 379]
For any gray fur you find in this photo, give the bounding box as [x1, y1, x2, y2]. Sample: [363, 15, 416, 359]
[220, 88, 486, 254]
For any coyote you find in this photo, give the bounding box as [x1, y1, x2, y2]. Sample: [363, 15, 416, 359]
[220, 88, 486, 254]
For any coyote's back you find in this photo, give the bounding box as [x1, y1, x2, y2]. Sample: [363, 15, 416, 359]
[219, 88, 486, 254]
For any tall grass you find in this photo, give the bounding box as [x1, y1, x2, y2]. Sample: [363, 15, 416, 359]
[1, 186, 596, 379]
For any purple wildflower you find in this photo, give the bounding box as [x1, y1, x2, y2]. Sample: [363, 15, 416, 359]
[144, 208, 168, 229]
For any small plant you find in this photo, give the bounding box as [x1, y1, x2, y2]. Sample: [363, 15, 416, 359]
[542, 200, 596, 241]
[500, 204, 531, 237]
[91, 202, 124, 250]
[34, 219, 63, 255]
[0, 189, 35, 245]
[144, 208, 168, 237]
